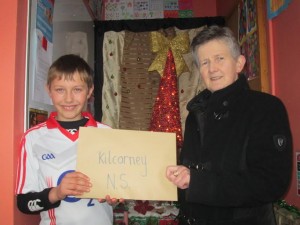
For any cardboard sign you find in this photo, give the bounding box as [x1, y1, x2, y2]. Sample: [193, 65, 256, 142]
[76, 127, 178, 201]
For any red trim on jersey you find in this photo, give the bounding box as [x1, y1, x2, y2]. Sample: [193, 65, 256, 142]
[16, 137, 27, 194]
[46, 112, 98, 142]
[47, 177, 56, 225]
[27, 121, 47, 132]
[49, 208, 56, 225]
[16, 124, 47, 193]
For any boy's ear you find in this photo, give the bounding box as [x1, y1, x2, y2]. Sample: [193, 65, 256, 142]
[45, 84, 51, 96]
[88, 85, 94, 99]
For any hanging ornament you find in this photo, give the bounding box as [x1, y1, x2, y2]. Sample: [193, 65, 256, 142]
[148, 31, 190, 77]
[149, 49, 183, 149]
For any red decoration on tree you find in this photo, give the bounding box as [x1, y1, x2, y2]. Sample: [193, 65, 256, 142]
[149, 49, 183, 149]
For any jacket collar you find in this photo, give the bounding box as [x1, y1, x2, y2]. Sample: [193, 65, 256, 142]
[187, 74, 249, 113]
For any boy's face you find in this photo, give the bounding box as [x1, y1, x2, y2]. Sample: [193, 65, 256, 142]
[46, 72, 93, 121]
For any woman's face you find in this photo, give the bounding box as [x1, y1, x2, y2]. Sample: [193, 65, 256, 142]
[197, 39, 245, 92]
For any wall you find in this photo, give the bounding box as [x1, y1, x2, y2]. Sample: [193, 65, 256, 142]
[52, 0, 94, 67]
[269, 0, 300, 206]
[192, 0, 216, 17]
[216, 0, 240, 17]
[52, 21, 94, 67]
[0, 0, 39, 224]
[0, 1, 18, 223]
[51, 0, 94, 65]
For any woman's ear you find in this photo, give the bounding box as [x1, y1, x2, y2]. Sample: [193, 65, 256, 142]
[236, 55, 246, 73]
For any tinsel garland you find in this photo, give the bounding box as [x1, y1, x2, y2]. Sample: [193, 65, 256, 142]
[171, 200, 300, 216]
[277, 200, 300, 217]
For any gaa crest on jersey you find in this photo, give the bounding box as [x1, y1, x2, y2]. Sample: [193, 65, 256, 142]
[34, 142, 77, 170]
[273, 135, 287, 151]
[42, 153, 55, 160]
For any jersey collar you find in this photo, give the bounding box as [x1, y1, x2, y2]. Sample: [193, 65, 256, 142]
[47, 112, 98, 141]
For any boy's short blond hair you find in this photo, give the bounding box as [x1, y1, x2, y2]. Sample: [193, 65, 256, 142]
[47, 54, 93, 89]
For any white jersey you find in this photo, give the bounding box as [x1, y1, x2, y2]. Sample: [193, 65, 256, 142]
[15, 112, 113, 225]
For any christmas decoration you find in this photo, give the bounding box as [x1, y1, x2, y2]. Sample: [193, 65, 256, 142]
[149, 49, 183, 149]
[134, 200, 155, 215]
[277, 200, 300, 217]
[274, 200, 300, 225]
[148, 31, 190, 77]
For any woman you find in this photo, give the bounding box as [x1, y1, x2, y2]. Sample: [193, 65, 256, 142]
[166, 25, 292, 225]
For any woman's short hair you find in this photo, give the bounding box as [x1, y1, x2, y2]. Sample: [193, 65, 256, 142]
[191, 25, 241, 67]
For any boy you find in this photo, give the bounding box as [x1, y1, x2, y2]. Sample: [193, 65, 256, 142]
[15, 54, 113, 225]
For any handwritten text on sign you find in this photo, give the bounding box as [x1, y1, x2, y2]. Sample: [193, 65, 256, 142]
[76, 127, 177, 201]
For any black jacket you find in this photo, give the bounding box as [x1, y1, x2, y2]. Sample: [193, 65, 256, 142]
[179, 75, 292, 225]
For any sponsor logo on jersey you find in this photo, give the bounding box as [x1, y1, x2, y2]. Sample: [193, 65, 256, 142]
[28, 199, 44, 211]
[42, 153, 56, 160]
[67, 128, 78, 134]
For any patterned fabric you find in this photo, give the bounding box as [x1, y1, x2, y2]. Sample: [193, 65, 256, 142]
[102, 31, 125, 128]
[119, 31, 160, 130]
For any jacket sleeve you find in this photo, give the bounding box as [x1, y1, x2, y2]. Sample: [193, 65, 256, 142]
[17, 188, 61, 214]
[185, 95, 293, 207]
